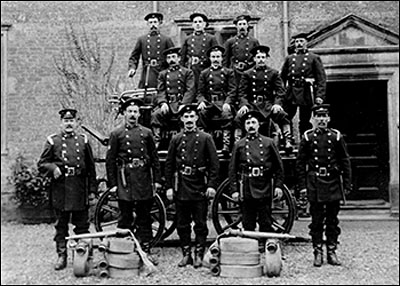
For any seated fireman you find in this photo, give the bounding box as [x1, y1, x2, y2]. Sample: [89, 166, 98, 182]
[151, 47, 196, 147]
[234, 45, 294, 150]
[197, 45, 237, 153]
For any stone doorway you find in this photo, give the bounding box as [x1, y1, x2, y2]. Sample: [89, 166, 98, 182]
[326, 80, 389, 201]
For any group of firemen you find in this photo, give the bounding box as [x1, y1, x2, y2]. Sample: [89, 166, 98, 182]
[37, 11, 352, 274]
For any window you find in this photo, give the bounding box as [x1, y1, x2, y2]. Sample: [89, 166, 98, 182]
[1, 24, 11, 155]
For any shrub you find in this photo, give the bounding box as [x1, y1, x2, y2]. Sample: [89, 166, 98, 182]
[8, 155, 51, 207]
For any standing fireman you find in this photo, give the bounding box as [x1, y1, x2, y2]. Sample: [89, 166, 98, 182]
[165, 104, 220, 268]
[229, 111, 284, 250]
[128, 12, 175, 89]
[181, 12, 219, 93]
[280, 32, 327, 135]
[197, 45, 237, 153]
[106, 98, 162, 263]
[38, 108, 97, 270]
[296, 104, 351, 267]
[224, 15, 260, 96]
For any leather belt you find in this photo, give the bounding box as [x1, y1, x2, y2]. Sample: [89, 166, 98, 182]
[180, 165, 206, 176]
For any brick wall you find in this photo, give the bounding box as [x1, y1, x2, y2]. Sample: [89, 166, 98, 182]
[1, 1, 399, 218]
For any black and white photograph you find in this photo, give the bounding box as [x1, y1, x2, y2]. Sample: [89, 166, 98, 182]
[1, 1, 399, 284]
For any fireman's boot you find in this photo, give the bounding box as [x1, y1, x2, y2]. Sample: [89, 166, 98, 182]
[313, 243, 323, 267]
[193, 244, 205, 268]
[327, 242, 341, 266]
[282, 124, 294, 153]
[178, 245, 193, 267]
[222, 130, 231, 155]
[141, 241, 159, 266]
[234, 128, 242, 143]
[54, 241, 67, 271]
[152, 126, 162, 149]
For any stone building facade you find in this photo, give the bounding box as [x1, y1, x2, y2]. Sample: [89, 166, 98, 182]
[1, 1, 399, 217]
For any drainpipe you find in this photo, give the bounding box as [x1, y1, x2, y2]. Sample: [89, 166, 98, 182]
[153, 1, 158, 12]
[282, 1, 289, 57]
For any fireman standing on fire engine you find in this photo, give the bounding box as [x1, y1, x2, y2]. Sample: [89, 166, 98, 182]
[224, 15, 260, 100]
[181, 12, 219, 93]
[280, 32, 327, 135]
[128, 12, 175, 89]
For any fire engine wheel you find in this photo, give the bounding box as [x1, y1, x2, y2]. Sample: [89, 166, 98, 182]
[211, 178, 296, 234]
[72, 247, 90, 277]
[94, 188, 166, 247]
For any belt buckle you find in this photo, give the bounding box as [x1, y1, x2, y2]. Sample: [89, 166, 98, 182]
[132, 158, 140, 168]
[318, 167, 327, 176]
[250, 167, 262, 177]
[191, 56, 199, 65]
[150, 59, 158, 67]
[182, 166, 193, 176]
[211, 94, 218, 102]
[236, 62, 245, 70]
[169, 94, 177, 103]
[256, 95, 264, 104]
[66, 167, 75, 176]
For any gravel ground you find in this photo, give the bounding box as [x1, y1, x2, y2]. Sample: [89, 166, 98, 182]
[1, 219, 399, 285]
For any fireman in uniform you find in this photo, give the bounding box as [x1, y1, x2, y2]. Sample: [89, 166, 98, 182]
[181, 12, 219, 93]
[229, 110, 284, 251]
[165, 104, 220, 268]
[280, 32, 327, 135]
[128, 12, 175, 89]
[38, 108, 97, 270]
[296, 104, 351, 267]
[106, 97, 162, 263]
[197, 45, 237, 153]
[236, 45, 294, 150]
[151, 47, 196, 147]
[224, 15, 260, 101]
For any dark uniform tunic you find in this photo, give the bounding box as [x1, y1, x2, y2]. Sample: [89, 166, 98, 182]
[197, 66, 237, 129]
[223, 34, 260, 100]
[229, 133, 284, 232]
[128, 30, 175, 89]
[280, 49, 327, 133]
[106, 123, 162, 242]
[38, 131, 97, 243]
[181, 31, 219, 91]
[165, 129, 219, 247]
[296, 127, 351, 244]
[151, 65, 195, 127]
[237, 65, 290, 130]
[106, 123, 162, 200]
